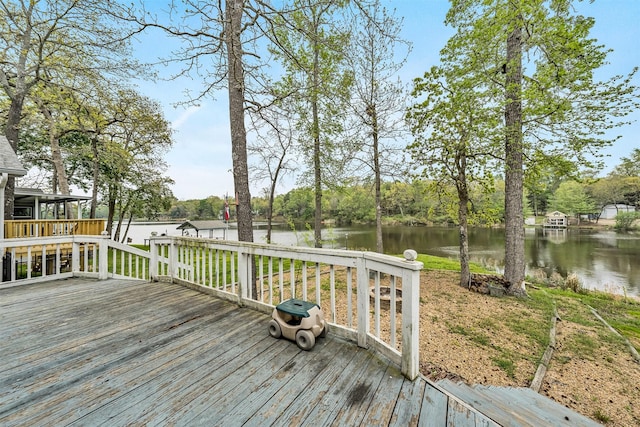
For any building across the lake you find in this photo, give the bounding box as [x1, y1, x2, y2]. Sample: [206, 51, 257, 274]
[176, 219, 229, 239]
[543, 211, 568, 228]
[599, 204, 636, 220]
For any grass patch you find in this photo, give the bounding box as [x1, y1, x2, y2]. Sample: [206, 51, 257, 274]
[564, 334, 599, 358]
[593, 409, 611, 424]
[416, 254, 491, 274]
[446, 323, 491, 346]
[492, 357, 516, 378]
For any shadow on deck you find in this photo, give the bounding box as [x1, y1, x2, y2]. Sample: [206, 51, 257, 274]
[0, 278, 600, 426]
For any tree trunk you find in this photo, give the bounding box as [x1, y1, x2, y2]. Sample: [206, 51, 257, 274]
[504, 10, 527, 297]
[3, 96, 24, 220]
[226, 0, 253, 244]
[456, 152, 470, 288]
[371, 104, 383, 253]
[2, 6, 32, 221]
[312, 38, 322, 248]
[106, 187, 116, 237]
[41, 105, 73, 217]
[90, 136, 100, 219]
[226, 0, 256, 297]
[266, 169, 280, 245]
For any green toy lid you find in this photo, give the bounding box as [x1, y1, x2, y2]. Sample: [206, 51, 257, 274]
[276, 299, 319, 318]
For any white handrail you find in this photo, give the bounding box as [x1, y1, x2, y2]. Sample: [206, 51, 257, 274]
[149, 236, 423, 379]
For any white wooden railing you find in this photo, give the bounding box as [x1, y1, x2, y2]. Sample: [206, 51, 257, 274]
[0, 235, 423, 380]
[0, 235, 150, 284]
[148, 236, 423, 379]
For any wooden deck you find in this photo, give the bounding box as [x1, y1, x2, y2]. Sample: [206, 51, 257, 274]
[0, 278, 491, 426]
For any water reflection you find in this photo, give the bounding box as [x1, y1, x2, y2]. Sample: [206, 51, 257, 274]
[345, 225, 640, 297]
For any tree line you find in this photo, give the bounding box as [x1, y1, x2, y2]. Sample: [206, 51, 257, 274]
[161, 148, 640, 230]
[2, 0, 638, 297]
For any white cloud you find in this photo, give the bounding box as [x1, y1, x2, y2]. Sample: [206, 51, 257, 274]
[171, 105, 203, 130]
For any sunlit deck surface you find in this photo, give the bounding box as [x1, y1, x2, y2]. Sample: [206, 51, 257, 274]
[1, 278, 465, 426]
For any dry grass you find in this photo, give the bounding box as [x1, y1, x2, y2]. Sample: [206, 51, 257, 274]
[420, 270, 640, 427]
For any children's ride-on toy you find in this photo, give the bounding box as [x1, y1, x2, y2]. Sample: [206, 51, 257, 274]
[268, 299, 328, 351]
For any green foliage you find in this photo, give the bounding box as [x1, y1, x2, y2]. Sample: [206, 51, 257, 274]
[592, 409, 611, 424]
[614, 212, 640, 231]
[333, 185, 375, 224]
[278, 187, 315, 221]
[548, 180, 596, 216]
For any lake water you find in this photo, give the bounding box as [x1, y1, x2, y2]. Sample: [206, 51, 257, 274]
[122, 222, 640, 297]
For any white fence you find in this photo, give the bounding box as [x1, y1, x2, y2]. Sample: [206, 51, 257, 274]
[0, 235, 149, 284]
[0, 235, 423, 379]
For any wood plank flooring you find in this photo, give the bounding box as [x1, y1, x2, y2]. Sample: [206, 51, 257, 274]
[0, 278, 470, 426]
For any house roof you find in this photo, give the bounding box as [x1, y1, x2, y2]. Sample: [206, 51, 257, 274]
[14, 187, 92, 205]
[176, 220, 228, 231]
[546, 211, 567, 217]
[0, 135, 27, 176]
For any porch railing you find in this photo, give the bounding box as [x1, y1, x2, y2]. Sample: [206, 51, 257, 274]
[0, 235, 423, 380]
[4, 219, 106, 238]
[148, 236, 423, 379]
[0, 235, 149, 284]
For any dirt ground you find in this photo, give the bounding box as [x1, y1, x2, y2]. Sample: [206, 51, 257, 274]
[418, 270, 640, 427]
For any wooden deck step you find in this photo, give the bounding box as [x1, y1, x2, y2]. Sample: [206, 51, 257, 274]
[437, 379, 601, 426]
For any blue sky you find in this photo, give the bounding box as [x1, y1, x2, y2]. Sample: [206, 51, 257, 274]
[133, 0, 640, 200]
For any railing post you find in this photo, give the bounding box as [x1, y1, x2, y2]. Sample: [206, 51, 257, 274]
[149, 238, 158, 281]
[401, 250, 422, 380]
[356, 256, 369, 349]
[168, 239, 177, 283]
[98, 234, 110, 280]
[238, 249, 249, 304]
[71, 237, 80, 273]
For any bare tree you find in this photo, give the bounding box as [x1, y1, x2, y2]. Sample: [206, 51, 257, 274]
[346, 1, 410, 253]
[267, 0, 352, 247]
[248, 104, 296, 244]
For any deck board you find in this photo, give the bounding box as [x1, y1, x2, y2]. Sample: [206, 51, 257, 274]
[0, 278, 491, 426]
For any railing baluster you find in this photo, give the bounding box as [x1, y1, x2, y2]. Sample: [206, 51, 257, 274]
[330, 265, 336, 323]
[230, 251, 236, 294]
[347, 266, 353, 328]
[290, 258, 295, 300]
[302, 261, 308, 301]
[268, 256, 273, 306]
[26, 246, 32, 279]
[222, 251, 227, 291]
[374, 271, 381, 338]
[390, 275, 397, 348]
[208, 247, 213, 287]
[259, 255, 264, 302]
[315, 262, 321, 306]
[278, 258, 284, 302]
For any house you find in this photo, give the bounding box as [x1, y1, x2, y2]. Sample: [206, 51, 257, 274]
[544, 211, 568, 228]
[0, 135, 27, 239]
[2, 135, 104, 239]
[599, 204, 636, 220]
[13, 187, 91, 220]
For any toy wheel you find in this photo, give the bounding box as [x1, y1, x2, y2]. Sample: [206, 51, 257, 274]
[268, 319, 282, 338]
[320, 322, 329, 338]
[296, 330, 315, 351]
